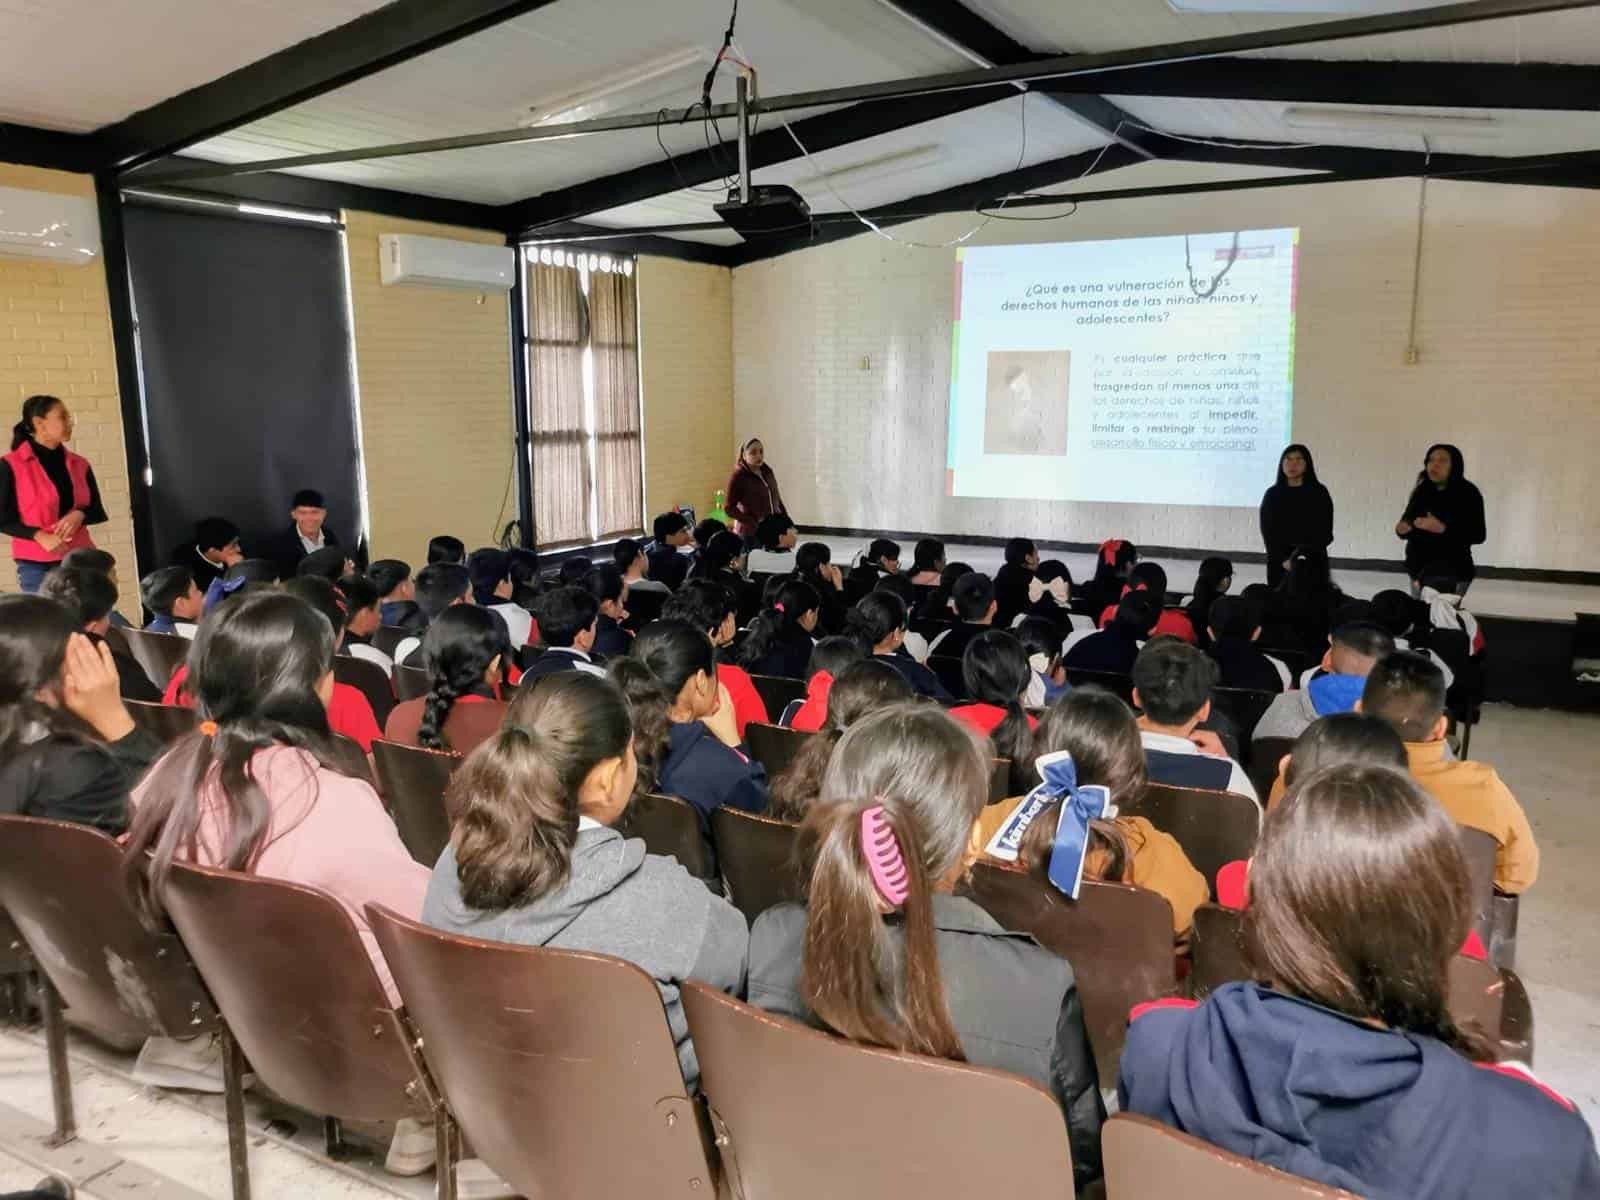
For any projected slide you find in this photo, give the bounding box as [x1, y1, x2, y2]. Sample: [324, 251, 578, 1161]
[947, 228, 1298, 508]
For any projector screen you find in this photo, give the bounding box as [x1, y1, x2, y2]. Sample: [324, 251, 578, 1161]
[947, 227, 1299, 507]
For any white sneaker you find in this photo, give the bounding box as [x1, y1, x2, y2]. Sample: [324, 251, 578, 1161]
[455, 1158, 518, 1199]
[131, 1035, 227, 1093]
[384, 1116, 436, 1176]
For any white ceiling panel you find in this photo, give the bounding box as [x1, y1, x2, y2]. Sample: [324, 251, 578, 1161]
[1107, 94, 1600, 157]
[0, 0, 391, 132]
[184, 0, 986, 205]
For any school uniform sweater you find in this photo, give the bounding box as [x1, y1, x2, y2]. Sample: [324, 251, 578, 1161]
[656, 721, 769, 872]
[1405, 739, 1539, 893]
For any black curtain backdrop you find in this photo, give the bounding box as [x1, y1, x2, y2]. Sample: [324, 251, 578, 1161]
[123, 203, 363, 565]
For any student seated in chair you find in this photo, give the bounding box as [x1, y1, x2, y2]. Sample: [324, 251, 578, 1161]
[424, 671, 747, 1091]
[368, 558, 425, 631]
[646, 511, 694, 592]
[991, 536, 1039, 629]
[1131, 639, 1258, 807]
[384, 605, 510, 758]
[616, 536, 668, 596]
[178, 516, 243, 593]
[906, 537, 945, 587]
[140, 565, 204, 639]
[1118, 764, 1597, 1198]
[1252, 621, 1394, 745]
[61, 547, 132, 628]
[583, 564, 633, 661]
[737, 579, 820, 681]
[40, 565, 161, 702]
[521, 587, 607, 682]
[926, 571, 997, 660]
[847, 590, 951, 702]
[392, 563, 473, 668]
[1360, 651, 1538, 894]
[949, 631, 1038, 796]
[768, 659, 912, 822]
[781, 635, 864, 732]
[746, 704, 1105, 1192]
[468, 547, 532, 651]
[1098, 561, 1196, 644]
[662, 580, 767, 736]
[427, 534, 465, 566]
[1061, 590, 1159, 676]
[336, 573, 393, 675]
[1205, 593, 1290, 694]
[745, 512, 798, 575]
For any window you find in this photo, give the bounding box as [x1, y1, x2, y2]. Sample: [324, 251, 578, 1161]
[521, 247, 642, 549]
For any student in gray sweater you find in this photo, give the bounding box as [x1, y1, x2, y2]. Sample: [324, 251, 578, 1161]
[422, 672, 747, 1090]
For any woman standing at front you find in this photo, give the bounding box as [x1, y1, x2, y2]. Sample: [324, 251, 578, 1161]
[2, 395, 108, 592]
[725, 437, 785, 540]
[1259, 444, 1333, 588]
[1396, 444, 1485, 593]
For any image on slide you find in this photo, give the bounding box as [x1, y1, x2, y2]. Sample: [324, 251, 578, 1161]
[985, 350, 1069, 456]
[947, 227, 1299, 508]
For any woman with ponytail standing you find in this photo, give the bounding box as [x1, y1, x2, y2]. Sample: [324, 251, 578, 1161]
[3, 395, 109, 592]
[422, 673, 747, 1089]
[725, 437, 785, 540]
[747, 704, 1104, 1190]
[384, 606, 510, 757]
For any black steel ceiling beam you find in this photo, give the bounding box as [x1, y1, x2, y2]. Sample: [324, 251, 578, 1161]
[0, 122, 101, 173]
[1038, 55, 1600, 112]
[100, 0, 564, 174]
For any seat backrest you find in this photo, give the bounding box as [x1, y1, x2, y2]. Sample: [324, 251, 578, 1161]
[1211, 687, 1278, 751]
[1063, 668, 1135, 705]
[962, 862, 1176, 1085]
[0, 816, 215, 1049]
[681, 981, 1072, 1200]
[1456, 825, 1496, 946]
[1104, 1113, 1361, 1199]
[394, 663, 431, 701]
[744, 722, 813, 781]
[618, 792, 712, 879]
[926, 655, 968, 701]
[625, 588, 666, 628]
[1446, 953, 1507, 1050]
[125, 700, 199, 745]
[371, 624, 410, 659]
[371, 739, 461, 865]
[1189, 903, 1254, 999]
[119, 629, 189, 688]
[1257, 645, 1310, 682]
[367, 905, 714, 1199]
[710, 808, 803, 924]
[1121, 783, 1258, 895]
[333, 654, 395, 726]
[161, 861, 422, 1121]
[326, 732, 378, 789]
[987, 758, 1011, 804]
[750, 673, 807, 717]
[1248, 736, 1295, 804]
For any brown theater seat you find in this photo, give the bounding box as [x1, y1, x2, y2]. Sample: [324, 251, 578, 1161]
[1104, 1112, 1361, 1198]
[711, 807, 803, 924]
[1189, 903, 1254, 999]
[372, 625, 411, 660]
[750, 673, 807, 718]
[617, 792, 712, 880]
[1247, 735, 1294, 802]
[1063, 668, 1135, 705]
[126, 699, 199, 744]
[371, 739, 462, 866]
[681, 981, 1073, 1199]
[366, 905, 716, 1200]
[395, 663, 432, 701]
[0, 816, 217, 1148]
[334, 654, 396, 726]
[744, 722, 812, 781]
[987, 757, 1012, 804]
[162, 863, 443, 1198]
[1120, 783, 1258, 896]
[1457, 825, 1497, 949]
[118, 628, 190, 688]
[962, 861, 1177, 1086]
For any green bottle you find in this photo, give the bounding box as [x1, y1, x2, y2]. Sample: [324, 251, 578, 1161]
[707, 488, 730, 526]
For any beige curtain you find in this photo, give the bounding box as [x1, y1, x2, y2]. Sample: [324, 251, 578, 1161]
[527, 258, 589, 547]
[589, 267, 643, 539]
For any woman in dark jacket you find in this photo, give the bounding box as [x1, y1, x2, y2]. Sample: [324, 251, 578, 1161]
[0, 595, 161, 835]
[747, 704, 1104, 1191]
[725, 437, 785, 539]
[1396, 443, 1486, 592]
[1260, 444, 1334, 588]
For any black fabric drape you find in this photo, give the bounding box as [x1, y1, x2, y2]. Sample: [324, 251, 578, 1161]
[123, 203, 363, 564]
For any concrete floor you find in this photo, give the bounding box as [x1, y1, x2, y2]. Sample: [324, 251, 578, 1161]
[0, 702, 1593, 1196]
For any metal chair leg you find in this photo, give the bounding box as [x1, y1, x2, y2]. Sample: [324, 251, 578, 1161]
[323, 1116, 353, 1160]
[1461, 720, 1473, 759]
[40, 974, 74, 1147]
[220, 1025, 251, 1200]
[434, 1106, 458, 1200]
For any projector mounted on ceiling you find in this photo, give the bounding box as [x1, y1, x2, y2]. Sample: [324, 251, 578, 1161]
[713, 185, 812, 241]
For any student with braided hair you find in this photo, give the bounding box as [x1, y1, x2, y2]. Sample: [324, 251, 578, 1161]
[383, 606, 510, 757]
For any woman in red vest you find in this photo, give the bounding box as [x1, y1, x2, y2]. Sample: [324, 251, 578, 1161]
[724, 437, 786, 539]
[3, 395, 107, 593]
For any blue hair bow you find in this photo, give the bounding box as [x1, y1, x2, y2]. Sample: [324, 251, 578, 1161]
[981, 751, 1114, 900]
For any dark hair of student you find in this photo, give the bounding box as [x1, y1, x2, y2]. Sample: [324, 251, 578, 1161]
[224, 558, 281, 585]
[795, 540, 832, 576]
[467, 547, 511, 606]
[414, 564, 472, 620]
[754, 513, 795, 551]
[847, 590, 906, 652]
[1283, 713, 1407, 789]
[507, 548, 540, 588]
[807, 635, 864, 682]
[1013, 688, 1148, 884]
[418, 606, 511, 751]
[123, 591, 345, 923]
[427, 535, 466, 566]
[0, 595, 93, 760]
[862, 537, 901, 570]
[449, 672, 633, 910]
[653, 511, 690, 541]
[1275, 443, 1321, 488]
[1090, 539, 1139, 598]
[961, 630, 1034, 792]
[693, 517, 726, 549]
[1279, 545, 1334, 602]
[40, 565, 117, 627]
[1359, 650, 1447, 742]
[1246, 764, 1490, 1060]
[1034, 559, 1072, 588]
[1003, 537, 1036, 567]
[1186, 556, 1234, 636]
[297, 546, 348, 583]
[917, 561, 972, 622]
[768, 659, 913, 822]
[535, 586, 599, 648]
[194, 517, 240, 553]
[798, 704, 987, 1059]
[613, 538, 643, 574]
[1131, 639, 1217, 727]
[607, 620, 715, 798]
[556, 556, 592, 587]
[141, 566, 195, 618]
[911, 538, 945, 574]
[1127, 560, 1168, 601]
[1328, 621, 1396, 675]
[1207, 593, 1263, 641]
[951, 571, 995, 621]
[336, 574, 380, 629]
[692, 530, 745, 580]
[1370, 589, 1424, 640]
[11, 394, 62, 450]
[1112, 590, 1161, 638]
[662, 579, 737, 640]
[367, 559, 411, 598]
[279, 576, 346, 644]
[1013, 616, 1061, 671]
[61, 547, 115, 575]
[873, 571, 918, 610]
[584, 564, 625, 608]
[737, 579, 820, 672]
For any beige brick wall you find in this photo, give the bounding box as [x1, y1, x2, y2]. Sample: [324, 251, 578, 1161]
[733, 174, 1600, 572]
[637, 255, 735, 523]
[0, 163, 134, 593]
[343, 211, 515, 564]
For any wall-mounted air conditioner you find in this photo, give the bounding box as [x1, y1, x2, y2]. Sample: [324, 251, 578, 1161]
[0, 186, 101, 266]
[379, 233, 515, 291]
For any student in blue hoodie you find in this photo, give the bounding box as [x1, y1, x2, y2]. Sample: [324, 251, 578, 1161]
[609, 619, 768, 869]
[139, 566, 204, 638]
[1120, 763, 1598, 1198]
[1251, 621, 1394, 745]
